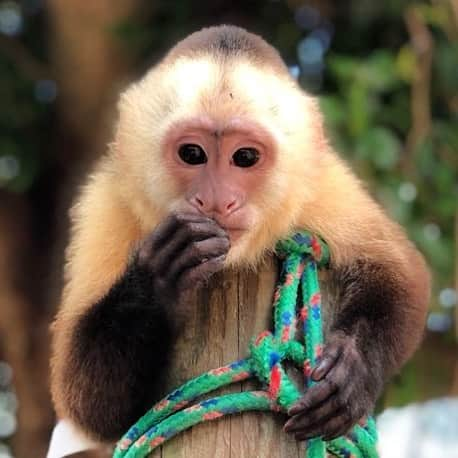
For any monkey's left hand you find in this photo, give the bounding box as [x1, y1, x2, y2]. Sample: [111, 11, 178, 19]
[284, 332, 382, 441]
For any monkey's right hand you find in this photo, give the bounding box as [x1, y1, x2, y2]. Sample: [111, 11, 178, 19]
[136, 213, 230, 306]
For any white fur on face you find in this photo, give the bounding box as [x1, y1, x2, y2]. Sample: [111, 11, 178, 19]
[115, 55, 323, 266]
[228, 62, 316, 139]
[167, 57, 219, 109]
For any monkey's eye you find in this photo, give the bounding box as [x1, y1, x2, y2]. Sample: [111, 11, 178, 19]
[232, 148, 260, 168]
[178, 144, 207, 165]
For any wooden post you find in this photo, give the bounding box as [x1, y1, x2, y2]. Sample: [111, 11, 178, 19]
[152, 258, 305, 458]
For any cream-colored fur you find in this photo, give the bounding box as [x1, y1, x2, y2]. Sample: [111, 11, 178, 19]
[51, 27, 429, 422]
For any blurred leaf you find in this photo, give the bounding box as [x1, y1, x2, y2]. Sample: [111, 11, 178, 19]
[415, 138, 436, 177]
[434, 42, 458, 94]
[355, 127, 401, 170]
[376, 183, 412, 223]
[412, 224, 455, 278]
[327, 54, 359, 82]
[360, 50, 400, 91]
[328, 51, 400, 92]
[319, 95, 346, 127]
[348, 83, 372, 137]
[396, 45, 417, 83]
[415, 4, 451, 28]
[377, 90, 411, 133]
[433, 121, 458, 152]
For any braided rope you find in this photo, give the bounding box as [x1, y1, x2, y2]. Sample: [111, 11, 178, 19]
[113, 231, 378, 458]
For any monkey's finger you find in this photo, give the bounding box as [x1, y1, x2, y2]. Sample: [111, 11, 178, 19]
[149, 213, 216, 252]
[288, 378, 338, 416]
[284, 390, 345, 433]
[149, 213, 193, 244]
[154, 221, 228, 270]
[322, 417, 355, 442]
[311, 341, 343, 382]
[154, 213, 214, 245]
[178, 254, 226, 291]
[321, 406, 358, 441]
[293, 413, 352, 442]
[137, 214, 184, 264]
[172, 212, 226, 230]
[166, 236, 230, 281]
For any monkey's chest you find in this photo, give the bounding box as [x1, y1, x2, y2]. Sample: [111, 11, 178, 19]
[151, 259, 333, 458]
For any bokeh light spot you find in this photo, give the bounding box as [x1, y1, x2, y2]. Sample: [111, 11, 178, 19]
[34, 79, 58, 104]
[398, 182, 417, 202]
[0, 1, 22, 37]
[0, 155, 20, 182]
[423, 223, 441, 241]
[297, 36, 325, 66]
[426, 312, 452, 333]
[0, 392, 18, 413]
[439, 288, 457, 308]
[288, 65, 300, 80]
[0, 412, 16, 438]
[0, 444, 12, 458]
[309, 27, 332, 51]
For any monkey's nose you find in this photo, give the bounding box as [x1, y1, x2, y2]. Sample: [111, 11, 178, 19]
[190, 195, 238, 218]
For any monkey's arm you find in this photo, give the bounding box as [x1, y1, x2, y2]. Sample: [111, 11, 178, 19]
[285, 154, 430, 441]
[55, 255, 175, 442]
[286, 252, 429, 440]
[50, 173, 150, 441]
[51, 173, 229, 442]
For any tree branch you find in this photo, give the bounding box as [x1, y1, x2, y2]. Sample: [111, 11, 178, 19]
[403, 7, 434, 170]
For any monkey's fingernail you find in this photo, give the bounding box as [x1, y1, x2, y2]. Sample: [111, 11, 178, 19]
[284, 420, 294, 432]
[288, 405, 302, 416]
[311, 369, 322, 381]
[312, 359, 332, 380]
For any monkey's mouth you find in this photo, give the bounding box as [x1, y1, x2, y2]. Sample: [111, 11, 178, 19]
[223, 227, 246, 240]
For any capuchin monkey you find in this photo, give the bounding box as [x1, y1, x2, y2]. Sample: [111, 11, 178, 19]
[50, 25, 430, 445]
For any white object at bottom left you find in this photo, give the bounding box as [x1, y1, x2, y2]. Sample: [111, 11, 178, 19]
[47, 420, 98, 458]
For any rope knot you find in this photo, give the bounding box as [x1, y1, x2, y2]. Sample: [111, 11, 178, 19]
[249, 331, 302, 410]
[276, 232, 330, 267]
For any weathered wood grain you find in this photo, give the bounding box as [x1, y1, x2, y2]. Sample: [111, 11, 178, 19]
[154, 258, 306, 458]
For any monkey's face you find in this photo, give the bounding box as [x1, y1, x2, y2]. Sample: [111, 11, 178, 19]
[161, 116, 277, 243]
[116, 57, 324, 266]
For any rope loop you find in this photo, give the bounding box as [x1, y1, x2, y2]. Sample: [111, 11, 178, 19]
[275, 232, 330, 267]
[249, 330, 302, 410]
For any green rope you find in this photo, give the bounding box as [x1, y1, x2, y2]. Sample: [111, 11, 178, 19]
[113, 231, 378, 458]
